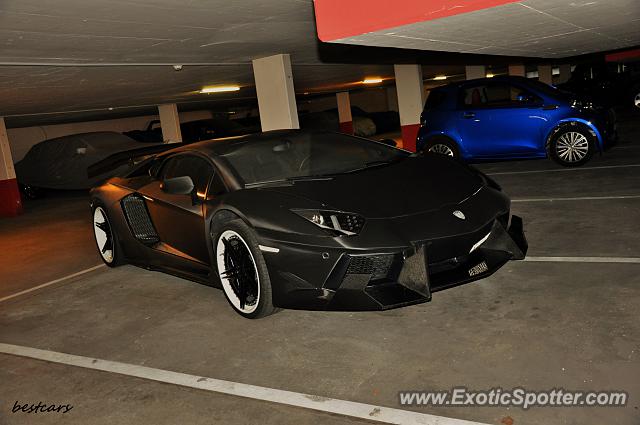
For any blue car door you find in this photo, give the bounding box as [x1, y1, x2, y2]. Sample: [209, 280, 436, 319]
[455, 83, 494, 157]
[457, 82, 547, 158]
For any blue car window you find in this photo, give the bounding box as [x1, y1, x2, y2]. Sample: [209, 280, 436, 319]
[461, 83, 540, 108]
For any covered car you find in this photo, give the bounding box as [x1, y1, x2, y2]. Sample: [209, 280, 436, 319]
[15, 132, 164, 195]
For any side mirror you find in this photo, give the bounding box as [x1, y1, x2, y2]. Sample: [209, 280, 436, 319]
[161, 176, 195, 195]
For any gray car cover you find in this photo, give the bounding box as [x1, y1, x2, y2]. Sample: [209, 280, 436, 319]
[14, 132, 155, 190]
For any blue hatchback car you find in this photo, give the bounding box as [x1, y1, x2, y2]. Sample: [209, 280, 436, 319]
[416, 76, 616, 167]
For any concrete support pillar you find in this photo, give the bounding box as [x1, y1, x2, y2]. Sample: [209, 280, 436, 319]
[465, 65, 486, 80]
[336, 92, 353, 134]
[0, 117, 23, 217]
[538, 65, 553, 85]
[158, 103, 182, 143]
[252, 54, 300, 131]
[508, 64, 526, 77]
[557, 64, 572, 84]
[394, 64, 425, 152]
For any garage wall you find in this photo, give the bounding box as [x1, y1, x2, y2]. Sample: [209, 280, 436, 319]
[7, 110, 214, 162]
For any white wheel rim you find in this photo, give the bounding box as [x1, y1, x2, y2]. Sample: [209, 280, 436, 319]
[634, 93, 640, 108]
[429, 143, 454, 157]
[216, 230, 260, 314]
[93, 207, 114, 263]
[556, 131, 589, 163]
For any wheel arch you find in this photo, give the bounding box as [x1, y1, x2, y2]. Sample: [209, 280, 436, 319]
[420, 133, 463, 154]
[545, 119, 603, 153]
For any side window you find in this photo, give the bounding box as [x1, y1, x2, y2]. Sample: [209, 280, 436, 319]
[160, 155, 213, 197]
[461, 84, 489, 107]
[461, 83, 540, 108]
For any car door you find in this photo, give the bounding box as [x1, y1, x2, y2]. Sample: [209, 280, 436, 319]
[458, 82, 546, 157]
[483, 82, 548, 156]
[138, 153, 214, 264]
[455, 83, 496, 157]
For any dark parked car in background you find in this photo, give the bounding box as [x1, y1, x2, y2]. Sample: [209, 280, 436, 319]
[14, 132, 168, 198]
[417, 76, 616, 167]
[558, 60, 640, 110]
[125, 117, 256, 144]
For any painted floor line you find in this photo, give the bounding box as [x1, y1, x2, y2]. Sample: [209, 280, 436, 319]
[486, 164, 640, 176]
[0, 343, 487, 425]
[523, 256, 640, 264]
[511, 195, 640, 203]
[0, 264, 105, 303]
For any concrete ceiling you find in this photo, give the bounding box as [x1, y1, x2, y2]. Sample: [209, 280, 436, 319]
[0, 0, 634, 126]
[317, 0, 640, 58]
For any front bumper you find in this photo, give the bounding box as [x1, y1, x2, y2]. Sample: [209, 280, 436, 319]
[264, 215, 527, 311]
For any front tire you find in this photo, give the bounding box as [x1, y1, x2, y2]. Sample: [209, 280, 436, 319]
[212, 219, 275, 319]
[423, 137, 460, 159]
[548, 124, 595, 167]
[92, 202, 124, 267]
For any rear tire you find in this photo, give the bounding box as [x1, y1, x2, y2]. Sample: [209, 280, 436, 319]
[423, 137, 460, 159]
[548, 123, 596, 167]
[92, 202, 125, 267]
[211, 219, 276, 319]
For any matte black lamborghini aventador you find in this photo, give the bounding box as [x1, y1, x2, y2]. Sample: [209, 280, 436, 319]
[89, 130, 527, 318]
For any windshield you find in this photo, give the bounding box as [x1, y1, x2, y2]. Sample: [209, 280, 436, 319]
[217, 132, 410, 185]
[526, 80, 569, 100]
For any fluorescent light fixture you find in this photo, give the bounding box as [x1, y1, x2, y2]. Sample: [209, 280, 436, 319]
[433, 75, 447, 81]
[362, 78, 383, 84]
[200, 85, 240, 94]
[486, 73, 495, 78]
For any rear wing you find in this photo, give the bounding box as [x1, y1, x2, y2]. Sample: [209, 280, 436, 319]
[87, 144, 179, 178]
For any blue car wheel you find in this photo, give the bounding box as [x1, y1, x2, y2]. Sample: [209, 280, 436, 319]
[424, 137, 460, 159]
[548, 124, 596, 167]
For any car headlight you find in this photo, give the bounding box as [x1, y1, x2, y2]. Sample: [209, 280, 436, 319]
[292, 209, 365, 236]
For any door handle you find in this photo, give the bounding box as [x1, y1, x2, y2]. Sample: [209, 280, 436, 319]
[463, 112, 476, 119]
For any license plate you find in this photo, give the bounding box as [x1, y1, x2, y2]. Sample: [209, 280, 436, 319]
[468, 261, 489, 277]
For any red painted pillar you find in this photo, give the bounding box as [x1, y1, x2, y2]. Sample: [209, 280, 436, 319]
[0, 117, 23, 217]
[336, 91, 354, 134]
[394, 64, 425, 152]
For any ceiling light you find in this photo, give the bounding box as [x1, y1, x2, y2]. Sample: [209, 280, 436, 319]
[200, 85, 240, 94]
[433, 75, 447, 81]
[362, 78, 383, 84]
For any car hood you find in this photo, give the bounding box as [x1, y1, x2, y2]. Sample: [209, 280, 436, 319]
[263, 155, 483, 219]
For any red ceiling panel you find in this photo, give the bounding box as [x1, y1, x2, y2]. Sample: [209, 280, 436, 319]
[313, 0, 520, 42]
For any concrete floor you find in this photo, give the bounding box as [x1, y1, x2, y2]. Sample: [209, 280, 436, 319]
[1, 116, 639, 425]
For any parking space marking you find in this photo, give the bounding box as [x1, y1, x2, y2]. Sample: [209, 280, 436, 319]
[512, 195, 640, 203]
[0, 264, 105, 304]
[487, 164, 640, 176]
[524, 256, 640, 264]
[0, 343, 487, 425]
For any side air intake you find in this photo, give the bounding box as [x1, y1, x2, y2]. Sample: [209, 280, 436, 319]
[121, 194, 159, 245]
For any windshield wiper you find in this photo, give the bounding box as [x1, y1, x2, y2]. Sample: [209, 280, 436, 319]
[345, 157, 407, 174]
[245, 174, 334, 188]
[286, 175, 335, 182]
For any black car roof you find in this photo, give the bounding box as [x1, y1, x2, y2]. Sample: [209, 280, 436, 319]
[162, 129, 314, 158]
